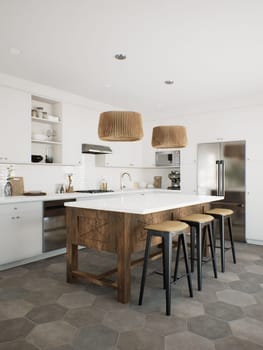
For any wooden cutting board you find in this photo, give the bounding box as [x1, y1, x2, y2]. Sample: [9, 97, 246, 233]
[9, 177, 24, 196]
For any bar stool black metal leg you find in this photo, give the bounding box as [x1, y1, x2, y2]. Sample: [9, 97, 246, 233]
[219, 217, 225, 272]
[138, 233, 152, 305]
[173, 234, 182, 282]
[164, 235, 172, 316]
[228, 216, 236, 264]
[162, 237, 166, 289]
[190, 228, 195, 273]
[181, 233, 193, 297]
[208, 223, 217, 278]
[196, 225, 202, 291]
[201, 226, 207, 259]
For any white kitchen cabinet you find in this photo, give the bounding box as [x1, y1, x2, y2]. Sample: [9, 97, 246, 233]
[96, 141, 143, 167]
[62, 103, 101, 165]
[0, 202, 42, 265]
[0, 85, 31, 163]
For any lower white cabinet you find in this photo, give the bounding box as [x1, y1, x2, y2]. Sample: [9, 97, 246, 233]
[0, 202, 42, 265]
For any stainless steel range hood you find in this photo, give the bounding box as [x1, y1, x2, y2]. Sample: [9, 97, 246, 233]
[81, 144, 112, 154]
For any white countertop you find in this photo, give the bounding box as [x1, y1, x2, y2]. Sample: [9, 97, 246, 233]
[65, 190, 224, 214]
[0, 190, 118, 204]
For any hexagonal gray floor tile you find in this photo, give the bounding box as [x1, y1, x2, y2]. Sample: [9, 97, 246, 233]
[144, 312, 187, 336]
[229, 280, 261, 294]
[103, 308, 145, 332]
[73, 324, 118, 350]
[57, 291, 95, 309]
[216, 289, 257, 307]
[215, 336, 263, 350]
[205, 301, 243, 321]
[0, 318, 34, 343]
[238, 252, 261, 262]
[188, 315, 231, 340]
[165, 331, 216, 350]
[26, 320, 76, 349]
[230, 317, 263, 347]
[0, 287, 28, 301]
[245, 265, 263, 275]
[117, 329, 164, 350]
[0, 299, 34, 320]
[215, 271, 240, 283]
[0, 339, 39, 350]
[26, 303, 67, 324]
[171, 299, 205, 318]
[23, 277, 59, 292]
[64, 306, 105, 328]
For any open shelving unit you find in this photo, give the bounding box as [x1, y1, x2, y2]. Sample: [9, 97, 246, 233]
[31, 95, 62, 164]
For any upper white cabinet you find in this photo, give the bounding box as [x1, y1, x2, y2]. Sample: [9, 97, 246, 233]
[95, 141, 143, 167]
[62, 103, 102, 165]
[0, 86, 31, 163]
[31, 96, 62, 164]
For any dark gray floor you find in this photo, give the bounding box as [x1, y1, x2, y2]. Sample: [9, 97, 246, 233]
[0, 242, 263, 350]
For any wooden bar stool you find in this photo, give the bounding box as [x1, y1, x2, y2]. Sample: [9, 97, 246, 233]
[205, 208, 236, 272]
[138, 220, 193, 316]
[180, 214, 217, 291]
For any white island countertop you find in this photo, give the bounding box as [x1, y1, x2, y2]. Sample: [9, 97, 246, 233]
[65, 190, 224, 215]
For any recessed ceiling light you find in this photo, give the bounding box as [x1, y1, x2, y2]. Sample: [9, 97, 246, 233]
[164, 80, 174, 85]
[115, 54, 126, 60]
[10, 47, 21, 55]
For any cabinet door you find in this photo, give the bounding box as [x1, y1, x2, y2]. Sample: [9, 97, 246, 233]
[0, 202, 42, 265]
[62, 103, 101, 165]
[96, 142, 143, 167]
[0, 86, 31, 163]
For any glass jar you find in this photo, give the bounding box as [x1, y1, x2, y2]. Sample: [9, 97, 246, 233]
[31, 109, 37, 117]
[36, 107, 44, 118]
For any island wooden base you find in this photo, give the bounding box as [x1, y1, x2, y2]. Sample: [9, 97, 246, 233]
[66, 203, 209, 303]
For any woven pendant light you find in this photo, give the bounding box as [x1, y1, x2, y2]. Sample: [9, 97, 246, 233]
[98, 111, 143, 141]
[152, 125, 188, 148]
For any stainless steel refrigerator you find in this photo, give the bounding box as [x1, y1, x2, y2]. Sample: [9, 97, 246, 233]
[197, 141, 246, 242]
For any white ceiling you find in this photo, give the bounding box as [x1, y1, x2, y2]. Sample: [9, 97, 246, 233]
[1, 0, 263, 118]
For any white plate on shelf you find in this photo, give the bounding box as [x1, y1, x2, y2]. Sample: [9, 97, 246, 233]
[32, 134, 48, 141]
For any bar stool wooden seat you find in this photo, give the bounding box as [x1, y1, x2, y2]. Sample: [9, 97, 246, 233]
[138, 220, 193, 316]
[205, 208, 236, 272]
[180, 214, 217, 291]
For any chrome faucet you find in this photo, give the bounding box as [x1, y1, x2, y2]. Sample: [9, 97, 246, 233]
[120, 172, 132, 190]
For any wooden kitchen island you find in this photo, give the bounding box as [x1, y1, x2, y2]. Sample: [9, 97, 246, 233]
[65, 190, 222, 303]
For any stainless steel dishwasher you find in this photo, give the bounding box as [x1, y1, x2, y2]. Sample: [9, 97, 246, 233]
[43, 198, 76, 252]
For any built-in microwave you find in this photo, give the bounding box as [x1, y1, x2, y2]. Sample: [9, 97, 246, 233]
[155, 150, 180, 167]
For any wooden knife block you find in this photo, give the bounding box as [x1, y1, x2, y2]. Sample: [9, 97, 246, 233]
[9, 177, 24, 196]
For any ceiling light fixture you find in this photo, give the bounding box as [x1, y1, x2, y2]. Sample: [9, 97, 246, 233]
[98, 111, 144, 141]
[115, 54, 126, 60]
[164, 80, 174, 85]
[152, 125, 188, 148]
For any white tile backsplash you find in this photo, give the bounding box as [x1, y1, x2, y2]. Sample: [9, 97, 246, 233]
[0, 157, 171, 195]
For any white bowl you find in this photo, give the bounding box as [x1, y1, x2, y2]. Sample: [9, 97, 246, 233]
[32, 133, 47, 141]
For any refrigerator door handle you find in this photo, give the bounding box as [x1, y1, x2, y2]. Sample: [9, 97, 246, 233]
[220, 160, 225, 196]
[216, 160, 220, 196]
[216, 160, 225, 196]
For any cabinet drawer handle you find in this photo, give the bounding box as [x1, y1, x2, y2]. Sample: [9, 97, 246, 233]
[11, 216, 16, 220]
[0, 157, 8, 161]
[16, 216, 21, 219]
